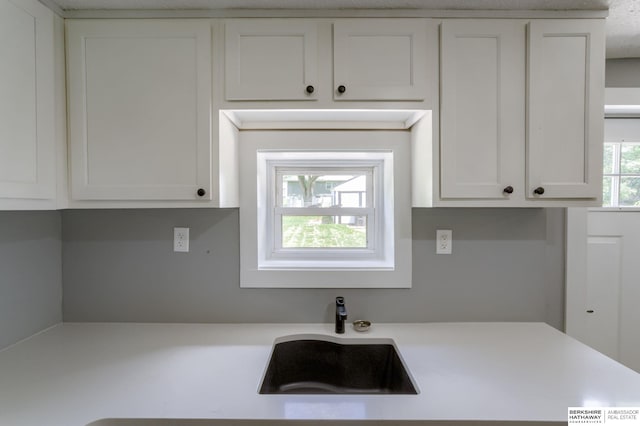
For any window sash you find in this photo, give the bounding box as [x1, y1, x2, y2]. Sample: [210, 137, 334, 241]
[262, 156, 386, 265]
[273, 207, 375, 253]
[603, 142, 640, 207]
[275, 167, 373, 208]
[276, 207, 373, 216]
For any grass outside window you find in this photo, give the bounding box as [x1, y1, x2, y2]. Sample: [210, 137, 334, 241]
[282, 216, 367, 248]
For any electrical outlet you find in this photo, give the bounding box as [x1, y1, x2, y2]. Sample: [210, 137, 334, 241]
[174, 227, 189, 252]
[436, 229, 452, 254]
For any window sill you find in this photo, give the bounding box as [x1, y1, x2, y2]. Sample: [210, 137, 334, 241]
[588, 207, 640, 212]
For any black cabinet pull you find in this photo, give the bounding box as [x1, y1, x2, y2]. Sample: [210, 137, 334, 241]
[337, 85, 346, 94]
[197, 188, 206, 197]
[587, 310, 594, 313]
[533, 187, 545, 195]
[305, 85, 314, 94]
[503, 186, 514, 194]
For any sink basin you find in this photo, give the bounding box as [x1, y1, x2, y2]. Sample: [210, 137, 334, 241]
[259, 335, 418, 394]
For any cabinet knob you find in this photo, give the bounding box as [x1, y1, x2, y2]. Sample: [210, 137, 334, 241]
[533, 187, 545, 195]
[305, 85, 314, 94]
[587, 310, 595, 313]
[503, 186, 514, 194]
[197, 188, 206, 197]
[337, 85, 346, 94]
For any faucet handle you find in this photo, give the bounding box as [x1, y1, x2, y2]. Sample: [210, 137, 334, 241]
[335, 296, 347, 334]
[335, 297, 347, 320]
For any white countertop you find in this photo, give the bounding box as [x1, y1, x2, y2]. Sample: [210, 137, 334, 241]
[1, 322, 639, 426]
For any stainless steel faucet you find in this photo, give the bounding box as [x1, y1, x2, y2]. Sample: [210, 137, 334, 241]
[335, 296, 347, 334]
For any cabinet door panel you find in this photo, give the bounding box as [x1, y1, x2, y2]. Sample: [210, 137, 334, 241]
[67, 20, 211, 201]
[225, 20, 318, 101]
[333, 19, 428, 101]
[527, 20, 604, 199]
[440, 20, 524, 199]
[0, 0, 54, 200]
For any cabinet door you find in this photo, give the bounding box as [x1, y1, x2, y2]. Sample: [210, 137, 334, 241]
[527, 20, 605, 200]
[333, 19, 428, 101]
[67, 20, 212, 201]
[0, 0, 55, 200]
[440, 20, 524, 199]
[225, 19, 318, 101]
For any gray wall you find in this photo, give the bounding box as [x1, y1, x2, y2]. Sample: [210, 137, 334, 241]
[606, 58, 640, 87]
[0, 211, 62, 350]
[6, 59, 638, 348]
[62, 208, 565, 330]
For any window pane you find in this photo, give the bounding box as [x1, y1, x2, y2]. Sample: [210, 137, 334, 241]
[619, 177, 640, 207]
[602, 176, 613, 207]
[620, 144, 640, 174]
[603, 143, 615, 174]
[281, 173, 367, 207]
[282, 216, 367, 248]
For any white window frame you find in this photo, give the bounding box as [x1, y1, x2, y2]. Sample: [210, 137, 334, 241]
[273, 165, 375, 254]
[258, 153, 393, 269]
[599, 116, 640, 210]
[603, 141, 640, 208]
[239, 129, 412, 289]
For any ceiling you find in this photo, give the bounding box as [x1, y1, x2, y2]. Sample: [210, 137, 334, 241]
[45, 0, 640, 58]
[607, 0, 640, 58]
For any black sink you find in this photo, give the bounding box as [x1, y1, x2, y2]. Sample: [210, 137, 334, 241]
[259, 336, 418, 394]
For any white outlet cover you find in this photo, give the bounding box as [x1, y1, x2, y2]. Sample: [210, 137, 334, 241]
[436, 229, 452, 254]
[174, 227, 190, 253]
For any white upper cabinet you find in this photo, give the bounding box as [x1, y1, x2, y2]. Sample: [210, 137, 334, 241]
[66, 20, 212, 201]
[333, 19, 428, 101]
[225, 19, 318, 101]
[437, 18, 604, 206]
[440, 20, 524, 200]
[0, 0, 55, 204]
[527, 20, 605, 201]
[224, 18, 430, 102]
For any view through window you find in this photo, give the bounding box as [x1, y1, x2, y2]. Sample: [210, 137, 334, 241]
[603, 142, 640, 207]
[603, 117, 640, 208]
[278, 171, 372, 249]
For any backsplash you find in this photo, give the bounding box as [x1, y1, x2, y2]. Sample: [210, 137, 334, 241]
[62, 208, 565, 329]
[0, 211, 62, 350]
[606, 58, 640, 87]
